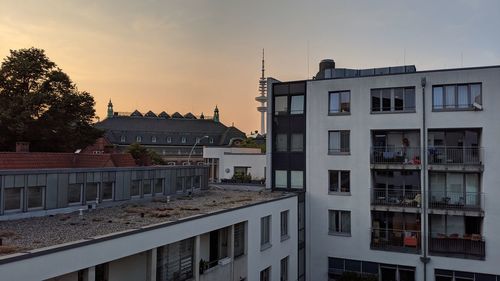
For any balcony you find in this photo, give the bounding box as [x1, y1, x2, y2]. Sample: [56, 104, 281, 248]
[370, 228, 421, 253]
[371, 188, 421, 208]
[429, 234, 485, 259]
[428, 146, 482, 166]
[370, 147, 421, 168]
[429, 191, 484, 212]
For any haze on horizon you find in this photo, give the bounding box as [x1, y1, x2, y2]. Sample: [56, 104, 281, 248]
[1, 0, 499, 134]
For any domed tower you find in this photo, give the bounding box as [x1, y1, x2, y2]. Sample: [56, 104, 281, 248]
[213, 106, 219, 123]
[107, 99, 114, 118]
[255, 49, 267, 134]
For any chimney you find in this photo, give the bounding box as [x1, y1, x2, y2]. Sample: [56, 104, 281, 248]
[16, 142, 30, 153]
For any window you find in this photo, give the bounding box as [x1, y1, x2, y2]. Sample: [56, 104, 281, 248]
[290, 134, 303, 152]
[371, 87, 416, 112]
[234, 222, 245, 257]
[86, 183, 99, 202]
[102, 182, 113, 201]
[329, 210, 351, 235]
[209, 138, 214, 144]
[329, 170, 350, 193]
[234, 166, 248, 176]
[181, 137, 186, 143]
[275, 170, 287, 188]
[136, 136, 142, 142]
[120, 135, 126, 142]
[275, 134, 287, 152]
[281, 210, 289, 239]
[154, 178, 163, 194]
[152, 136, 157, 143]
[4, 187, 22, 211]
[176, 177, 184, 193]
[260, 267, 271, 281]
[157, 238, 194, 281]
[26, 186, 43, 209]
[281, 257, 289, 281]
[290, 171, 303, 189]
[433, 83, 482, 110]
[274, 96, 288, 116]
[68, 183, 82, 204]
[329, 91, 350, 114]
[261, 215, 271, 249]
[143, 179, 152, 196]
[131, 180, 141, 197]
[167, 137, 172, 143]
[290, 95, 304, 114]
[328, 131, 350, 154]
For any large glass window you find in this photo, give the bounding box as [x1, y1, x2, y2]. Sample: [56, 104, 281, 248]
[143, 179, 152, 196]
[290, 134, 303, 152]
[234, 222, 245, 257]
[275, 134, 287, 152]
[27, 186, 44, 209]
[154, 178, 163, 194]
[290, 95, 304, 114]
[329, 91, 350, 114]
[102, 182, 113, 201]
[261, 215, 271, 248]
[329, 210, 351, 235]
[371, 87, 416, 112]
[176, 177, 184, 193]
[274, 96, 288, 116]
[157, 238, 194, 281]
[131, 180, 141, 197]
[86, 183, 98, 202]
[68, 183, 82, 204]
[433, 83, 482, 110]
[329, 170, 350, 193]
[275, 170, 287, 188]
[4, 187, 22, 211]
[328, 131, 350, 154]
[290, 171, 303, 189]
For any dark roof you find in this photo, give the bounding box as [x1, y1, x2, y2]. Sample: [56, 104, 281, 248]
[131, 110, 143, 117]
[171, 112, 183, 118]
[96, 116, 246, 146]
[158, 111, 170, 118]
[184, 112, 197, 119]
[145, 111, 157, 118]
[0, 153, 136, 170]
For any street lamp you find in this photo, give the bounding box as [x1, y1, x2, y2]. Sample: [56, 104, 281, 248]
[187, 135, 209, 165]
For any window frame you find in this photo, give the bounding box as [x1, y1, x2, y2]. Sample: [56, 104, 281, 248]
[328, 210, 351, 236]
[234, 222, 245, 258]
[260, 215, 272, 250]
[280, 210, 290, 241]
[329, 170, 351, 194]
[3, 187, 23, 213]
[432, 83, 483, 111]
[290, 94, 305, 115]
[329, 90, 351, 115]
[328, 130, 350, 155]
[370, 87, 416, 114]
[281, 256, 289, 281]
[136, 136, 142, 143]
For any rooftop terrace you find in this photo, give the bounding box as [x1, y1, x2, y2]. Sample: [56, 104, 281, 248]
[0, 186, 289, 258]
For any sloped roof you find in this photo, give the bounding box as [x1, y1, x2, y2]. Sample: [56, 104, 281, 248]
[183, 112, 197, 119]
[171, 112, 183, 118]
[0, 153, 136, 170]
[145, 111, 157, 118]
[158, 111, 170, 118]
[131, 110, 143, 117]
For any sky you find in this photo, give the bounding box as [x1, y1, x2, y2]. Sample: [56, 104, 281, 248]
[1, 0, 500, 134]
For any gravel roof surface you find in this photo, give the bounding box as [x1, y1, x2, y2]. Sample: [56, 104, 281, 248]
[0, 188, 287, 256]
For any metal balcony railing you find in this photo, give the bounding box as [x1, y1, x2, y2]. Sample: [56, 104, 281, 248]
[429, 233, 485, 259]
[428, 146, 482, 165]
[371, 188, 421, 208]
[370, 147, 421, 164]
[370, 228, 421, 253]
[429, 191, 484, 211]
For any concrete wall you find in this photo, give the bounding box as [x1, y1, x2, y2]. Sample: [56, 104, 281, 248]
[203, 147, 266, 181]
[0, 195, 297, 281]
[302, 66, 500, 280]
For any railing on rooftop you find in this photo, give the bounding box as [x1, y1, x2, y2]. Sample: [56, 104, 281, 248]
[371, 188, 421, 208]
[370, 147, 421, 165]
[429, 191, 484, 211]
[429, 233, 485, 259]
[428, 146, 482, 165]
[370, 228, 421, 253]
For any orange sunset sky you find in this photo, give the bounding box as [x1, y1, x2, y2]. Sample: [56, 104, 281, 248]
[1, 0, 499, 134]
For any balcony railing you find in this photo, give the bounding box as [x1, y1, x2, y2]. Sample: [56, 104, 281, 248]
[429, 234, 485, 259]
[370, 228, 421, 253]
[428, 146, 482, 165]
[429, 191, 484, 211]
[371, 188, 421, 208]
[370, 147, 421, 164]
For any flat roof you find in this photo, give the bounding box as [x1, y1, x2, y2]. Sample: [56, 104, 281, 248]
[0, 187, 293, 260]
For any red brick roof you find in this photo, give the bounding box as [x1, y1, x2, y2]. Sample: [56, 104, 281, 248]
[0, 152, 137, 170]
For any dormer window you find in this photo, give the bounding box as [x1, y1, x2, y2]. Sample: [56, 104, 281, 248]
[136, 136, 142, 143]
[181, 137, 187, 144]
[167, 137, 172, 143]
[196, 137, 200, 143]
[120, 135, 126, 142]
[152, 136, 157, 143]
[209, 138, 214, 144]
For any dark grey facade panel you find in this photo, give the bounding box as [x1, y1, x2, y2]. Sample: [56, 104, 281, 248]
[46, 174, 58, 210]
[57, 173, 69, 208]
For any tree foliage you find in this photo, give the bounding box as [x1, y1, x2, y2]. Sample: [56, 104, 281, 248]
[126, 143, 165, 166]
[0, 47, 102, 152]
[240, 137, 266, 153]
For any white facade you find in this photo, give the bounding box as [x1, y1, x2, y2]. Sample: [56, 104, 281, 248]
[268, 65, 500, 280]
[0, 195, 297, 281]
[204, 147, 266, 181]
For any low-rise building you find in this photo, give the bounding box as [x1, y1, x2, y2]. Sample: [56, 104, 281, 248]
[203, 147, 266, 183]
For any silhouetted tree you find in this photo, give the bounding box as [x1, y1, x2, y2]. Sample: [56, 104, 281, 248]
[0, 47, 102, 151]
[126, 143, 165, 166]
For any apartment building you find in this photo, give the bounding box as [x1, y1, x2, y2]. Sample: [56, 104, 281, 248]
[267, 60, 500, 281]
[0, 162, 298, 281]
